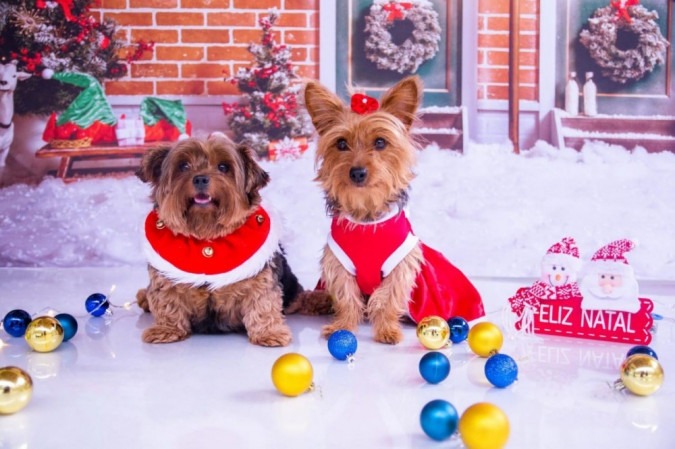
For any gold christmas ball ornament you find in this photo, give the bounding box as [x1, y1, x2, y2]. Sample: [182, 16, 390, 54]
[25, 316, 64, 353]
[618, 354, 664, 396]
[467, 322, 503, 357]
[416, 316, 450, 350]
[458, 402, 510, 449]
[271, 353, 314, 397]
[0, 366, 34, 415]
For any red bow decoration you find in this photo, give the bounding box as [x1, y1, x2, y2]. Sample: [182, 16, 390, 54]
[610, 0, 639, 23]
[351, 94, 379, 115]
[36, 0, 76, 21]
[382, 2, 413, 22]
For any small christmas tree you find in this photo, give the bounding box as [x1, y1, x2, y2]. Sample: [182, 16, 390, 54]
[0, 0, 152, 115]
[222, 10, 311, 158]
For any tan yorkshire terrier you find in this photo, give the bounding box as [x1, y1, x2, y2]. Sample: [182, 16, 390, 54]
[302, 76, 485, 344]
[136, 134, 305, 346]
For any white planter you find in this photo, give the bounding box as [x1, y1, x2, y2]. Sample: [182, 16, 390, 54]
[2, 114, 54, 186]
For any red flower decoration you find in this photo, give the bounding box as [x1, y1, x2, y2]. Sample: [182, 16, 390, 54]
[351, 94, 379, 115]
[610, 0, 639, 23]
[382, 2, 413, 22]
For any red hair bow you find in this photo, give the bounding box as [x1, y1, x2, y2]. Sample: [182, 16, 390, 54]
[351, 94, 379, 115]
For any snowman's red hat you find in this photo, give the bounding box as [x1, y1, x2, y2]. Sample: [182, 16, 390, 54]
[542, 237, 580, 270]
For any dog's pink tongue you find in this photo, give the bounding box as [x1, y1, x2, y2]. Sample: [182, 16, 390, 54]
[194, 193, 212, 204]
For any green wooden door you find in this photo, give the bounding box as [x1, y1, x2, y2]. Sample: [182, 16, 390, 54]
[335, 0, 462, 107]
[555, 0, 674, 115]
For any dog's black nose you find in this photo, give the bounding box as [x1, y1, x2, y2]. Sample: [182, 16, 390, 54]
[349, 167, 368, 185]
[0, 81, 7, 86]
[193, 175, 210, 189]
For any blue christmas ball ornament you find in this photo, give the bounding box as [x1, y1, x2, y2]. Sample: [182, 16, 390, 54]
[420, 399, 459, 441]
[2, 309, 32, 337]
[85, 293, 109, 317]
[626, 345, 658, 360]
[447, 316, 470, 344]
[327, 330, 358, 361]
[55, 313, 78, 342]
[419, 351, 451, 384]
[485, 353, 518, 388]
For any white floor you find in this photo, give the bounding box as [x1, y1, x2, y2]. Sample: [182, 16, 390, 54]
[1, 267, 674, 448]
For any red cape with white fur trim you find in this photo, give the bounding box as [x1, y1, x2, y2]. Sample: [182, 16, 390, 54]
[143, 206, 279, 289]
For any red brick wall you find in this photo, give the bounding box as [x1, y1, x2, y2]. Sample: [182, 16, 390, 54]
[94, 0, 319, 97]
[477, 0, 539, 101]
[95, 0, 538, 102]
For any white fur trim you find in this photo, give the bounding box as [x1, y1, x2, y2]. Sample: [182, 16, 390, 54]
[143, 204, 280, 290]
[381, 232, 420, 277]
[582, 260, 634, 277]
[342, 205, 400, 225]
[327, 232, 356, 275]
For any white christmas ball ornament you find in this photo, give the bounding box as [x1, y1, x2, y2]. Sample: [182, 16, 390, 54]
[42, 69, 54, 80]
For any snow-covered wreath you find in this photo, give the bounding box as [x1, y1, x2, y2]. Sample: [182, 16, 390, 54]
[364, 0, 442, 74]
[579, 1, 670, 84]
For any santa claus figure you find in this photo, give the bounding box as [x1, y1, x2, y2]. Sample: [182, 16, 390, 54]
[509, 237, 581, 317]
[580, 239, 640, 313]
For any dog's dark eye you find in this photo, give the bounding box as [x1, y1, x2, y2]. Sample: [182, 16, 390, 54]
[336, 138, 349, 151]
[374, 137, 387, 150]
[179, 162, 190, 172]
[217, 163, 229, 173]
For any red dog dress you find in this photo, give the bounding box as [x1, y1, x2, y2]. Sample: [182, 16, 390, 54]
[325, 208, 485, 323]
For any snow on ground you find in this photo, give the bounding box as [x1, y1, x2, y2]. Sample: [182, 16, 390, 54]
[1, 140, 674, 287]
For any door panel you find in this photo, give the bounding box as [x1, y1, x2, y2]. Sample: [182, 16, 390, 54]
[335, 0, 462, 106]
[555, 0, 674, 114]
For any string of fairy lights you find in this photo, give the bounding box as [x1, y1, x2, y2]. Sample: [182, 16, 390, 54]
[0, 285, 136, 351]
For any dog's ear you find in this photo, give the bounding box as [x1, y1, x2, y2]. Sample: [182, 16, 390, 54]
[380, 76, 422, 129]
[139, 145, 170, 185]
[304, 81, 345, 135]
[238, 145, 269, 205]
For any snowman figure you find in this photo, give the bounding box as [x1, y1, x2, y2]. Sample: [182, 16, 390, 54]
[509, 237, 581, 318]
[527, 237, 582, 300]
[580, 239, 640, 313]
[540, 237, 581, 289]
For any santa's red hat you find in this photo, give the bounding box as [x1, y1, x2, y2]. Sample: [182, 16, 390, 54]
[587, 239, 636, 275]
[542, 237, 580, 270]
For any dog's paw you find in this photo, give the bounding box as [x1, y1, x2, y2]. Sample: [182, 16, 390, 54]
[374, 326, 403, 345]
[249, 326, 292, 347]
[136, 289, 150, 312]
[142, 325, 188, 344]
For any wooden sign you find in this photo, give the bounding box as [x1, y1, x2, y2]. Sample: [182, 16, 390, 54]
[510, 293, 654, 344]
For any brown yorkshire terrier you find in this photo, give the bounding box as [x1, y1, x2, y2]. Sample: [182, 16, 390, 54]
[303, 76, 485, 344]
[136, 134, 304, 346]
